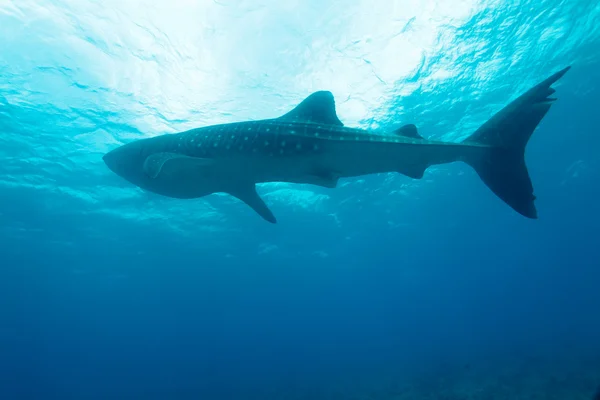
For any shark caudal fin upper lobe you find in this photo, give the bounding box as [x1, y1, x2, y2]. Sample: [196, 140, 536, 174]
[463, 66, 571, 219]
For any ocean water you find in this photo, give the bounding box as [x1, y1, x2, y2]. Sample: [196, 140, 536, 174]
[1, 0, 600, 399]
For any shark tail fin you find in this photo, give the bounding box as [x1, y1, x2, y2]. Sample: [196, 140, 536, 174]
[463, 66, 570, 219]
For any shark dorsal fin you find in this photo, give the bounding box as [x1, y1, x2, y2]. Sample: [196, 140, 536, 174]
[278, 91, 343, 126]
[394, 124, 423, 140]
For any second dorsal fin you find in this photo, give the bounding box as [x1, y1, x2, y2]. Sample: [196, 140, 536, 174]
[277, 91, 343, 126]
[394, 124, 423, 140]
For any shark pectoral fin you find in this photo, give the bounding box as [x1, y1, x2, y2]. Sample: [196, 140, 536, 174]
[143, 152, 214, 178]
[143, 152, 179, 178]
[228, 185, 277, 224]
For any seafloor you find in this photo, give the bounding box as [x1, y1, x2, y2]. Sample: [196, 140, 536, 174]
[251, 356, 600, 400]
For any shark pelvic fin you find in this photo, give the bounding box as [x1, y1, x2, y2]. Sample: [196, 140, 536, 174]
[305, 169, 339, 188]
[398, 164, 427, 179]
[393, 124, 423, 140]
[228, 185, 277, 224]
[278, 91, 344, 126]
[143, 152, 214, 179]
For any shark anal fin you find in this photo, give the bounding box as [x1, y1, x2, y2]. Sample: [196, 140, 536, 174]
[229, 185, 277, 224]
[394, 124, 423, 140]
[143, 152, 214, 179]
[277, 91, 344, 126]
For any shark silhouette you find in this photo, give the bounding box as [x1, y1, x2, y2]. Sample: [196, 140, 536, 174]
[103, 67, 570, 223]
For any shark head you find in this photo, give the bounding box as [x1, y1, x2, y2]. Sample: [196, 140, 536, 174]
[102, 140, 148, 186]
[103, 137, 222, 200]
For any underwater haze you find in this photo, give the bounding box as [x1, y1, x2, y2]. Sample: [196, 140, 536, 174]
[1, 0, 600, 399]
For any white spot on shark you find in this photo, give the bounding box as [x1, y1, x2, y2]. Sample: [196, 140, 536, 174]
[281, 141, 286, 147]
[264, 141, 269, 146]
[296, 143, 302, 150]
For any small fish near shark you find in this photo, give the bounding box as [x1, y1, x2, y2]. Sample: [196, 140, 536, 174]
[103, 66, 571, 223]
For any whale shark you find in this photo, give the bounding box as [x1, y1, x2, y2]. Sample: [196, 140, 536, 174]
[103, 66, 570, 223]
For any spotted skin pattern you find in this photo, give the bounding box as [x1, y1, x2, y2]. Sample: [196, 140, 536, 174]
[168, 119, 430, 161]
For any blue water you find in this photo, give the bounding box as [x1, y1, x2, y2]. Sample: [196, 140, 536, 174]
[1, 1, 600, 399]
